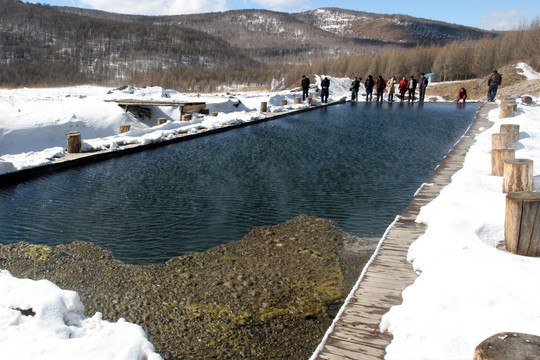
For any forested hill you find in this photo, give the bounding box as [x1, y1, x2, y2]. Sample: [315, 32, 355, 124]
[57, 7, 494, 64]
[0, 0, 495, 88]
[0, 0, 258, 86]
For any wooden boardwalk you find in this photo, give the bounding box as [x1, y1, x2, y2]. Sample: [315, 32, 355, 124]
[313, 102, 497, 360]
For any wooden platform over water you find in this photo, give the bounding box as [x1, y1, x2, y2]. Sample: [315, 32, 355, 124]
[313, 102, 497, 360]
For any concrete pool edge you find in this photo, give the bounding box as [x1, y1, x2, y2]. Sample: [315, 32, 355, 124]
[0, 100, 345, 187]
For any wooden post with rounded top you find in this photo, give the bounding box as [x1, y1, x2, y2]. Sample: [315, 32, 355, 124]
[500, 124, 519, 143]
[505, 192, 540, 256]
[502, 159, 533, 193]
[66, 131, 81, 153]
[260, 102, 267, 112]
[492, 132, 512, 149]
[491, 148, 515, 176]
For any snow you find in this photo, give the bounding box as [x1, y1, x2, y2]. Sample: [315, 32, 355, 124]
[380, 95, 540, 357]
[1, 66, 540, 359]
[0, 270, 161, 360]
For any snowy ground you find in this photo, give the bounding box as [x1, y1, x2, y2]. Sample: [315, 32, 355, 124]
[1, 64, 539, 359]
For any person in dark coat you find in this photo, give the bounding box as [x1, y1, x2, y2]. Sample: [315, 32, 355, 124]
[487, 69, 502, 101]
[301, 75, 310, 101]
[375, 75, 386, 102]
[418, 73, 428, 102]
[321, 77, 330, 103]
[408, 75, 417, 102]
[350, 76, 361, 101]
[364, 75, 374, 102]
[457, 88, 467, 103]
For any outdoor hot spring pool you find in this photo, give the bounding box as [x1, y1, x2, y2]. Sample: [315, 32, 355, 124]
[0, 102, 480, 264]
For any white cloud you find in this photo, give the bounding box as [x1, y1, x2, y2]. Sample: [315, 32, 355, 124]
[479, 8, 530, 30]
[78, 0, 227, 15]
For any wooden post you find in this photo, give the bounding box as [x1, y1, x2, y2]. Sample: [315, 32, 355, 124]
[280, 99, 287, 106]
[306, 97, 312, 105]
[499, 104, 514, 118]
[119, 125, 131, 133]
[475, 332, 540, 359]
[500, 124, 519, 143]
[501, 96, 517, 110]
[505, 192, 540, 256]
[66, 131, 81, 153]
[182, 114, 192, 121]
[210, 112, 219, 117]
[491, 148, 515, 176]
[492, 132, 512, 149]
[503, 159, 533, 193]
[157, 118, 167, 125]
[313, 93, 320, 99]
[294, 97, 301, 104]
[260, 102, 267, 112]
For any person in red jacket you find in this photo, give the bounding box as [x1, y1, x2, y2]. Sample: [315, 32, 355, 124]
[398, 76, 408, 102]
[457, 88, 467, 103]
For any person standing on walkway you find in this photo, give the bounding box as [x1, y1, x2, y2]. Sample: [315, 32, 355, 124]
[321, 77, 330, 103]
[364, 75, 374, 102]
[375, 75, 386, 102]
[398, 76, 408, 102]
[487, 69, 502, 102]
[350, 76, 361, 102]
[387, 76, 397, 102]
[418, 73, 428, 102]
[408, 75, 417, 102]
[301, 75, 310, 101]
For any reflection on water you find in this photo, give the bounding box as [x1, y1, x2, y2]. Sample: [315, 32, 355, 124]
[0, 102, 479, 264]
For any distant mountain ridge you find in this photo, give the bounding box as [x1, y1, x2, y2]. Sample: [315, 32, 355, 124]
[0, 0, 495, 87]
[56, 6, 493, 64]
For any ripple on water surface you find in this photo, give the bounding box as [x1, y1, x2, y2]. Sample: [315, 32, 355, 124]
[0, 102, 480, 264]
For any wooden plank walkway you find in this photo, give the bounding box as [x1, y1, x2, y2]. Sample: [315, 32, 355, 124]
[313, 102, 497, 360]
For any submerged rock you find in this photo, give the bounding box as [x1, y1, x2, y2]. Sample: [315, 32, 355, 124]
[0, 215, 376, 359]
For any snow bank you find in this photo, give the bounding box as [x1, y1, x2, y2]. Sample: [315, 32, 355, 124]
[380, 97, 540, 359]
[0, 270, 162, 360]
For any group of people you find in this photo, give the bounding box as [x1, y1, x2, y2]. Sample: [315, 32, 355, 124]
[301, 75, 330, 103]
[300, 69, 502, 105]
[352, 73, 430, 103]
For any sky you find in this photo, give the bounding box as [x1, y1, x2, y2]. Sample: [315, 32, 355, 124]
[31, 0, 540, 30]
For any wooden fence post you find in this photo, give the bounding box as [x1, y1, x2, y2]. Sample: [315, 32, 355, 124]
[475, 332, 540, 359]
[157, 118, 167, 125]
[306, 97, 312, 105]
[491, 148, 515, 176]
[505, 192, 540, 256]
[503, 159, 533, 193]
[182, 114, 192, 121]
[260, 102, 267, 112]
[500, 124, 519, 143]
[66, 131, 81, 153]
[492, 132, 512, 149]
[120, 125, 131, 133]
[280, 99, 288, 106]
[294, 97, 302, 104]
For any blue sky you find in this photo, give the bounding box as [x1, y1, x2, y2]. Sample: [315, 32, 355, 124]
[33, 0, 539, 30]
